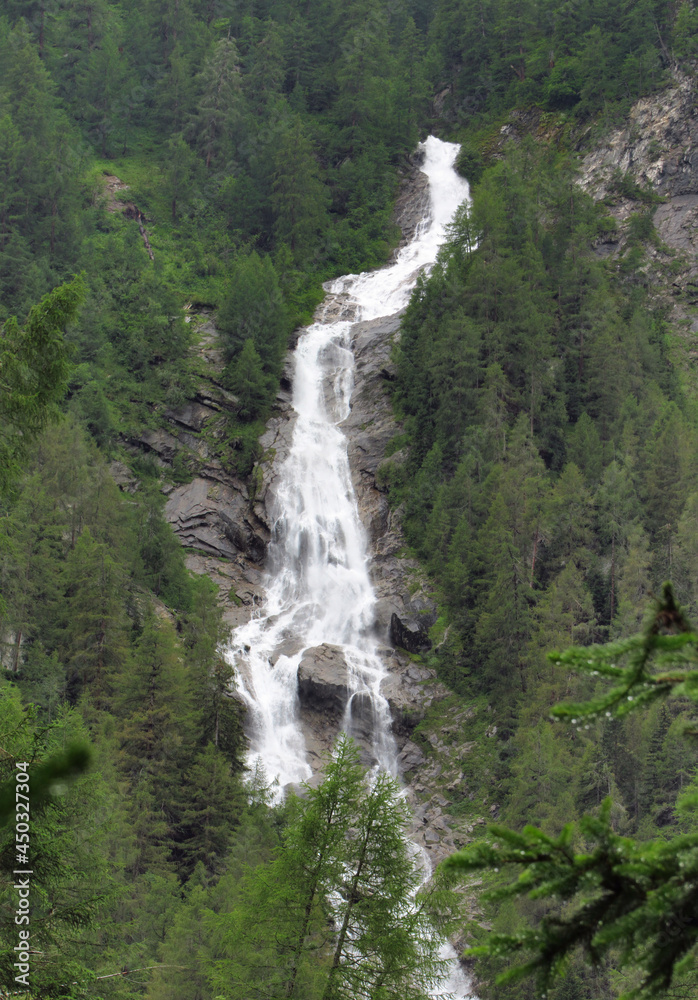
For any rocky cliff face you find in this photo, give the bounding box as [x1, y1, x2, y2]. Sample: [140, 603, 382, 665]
[579, 71, 698, 338]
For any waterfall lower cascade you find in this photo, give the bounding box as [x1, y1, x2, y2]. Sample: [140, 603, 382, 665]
[227, 136, 472, 996]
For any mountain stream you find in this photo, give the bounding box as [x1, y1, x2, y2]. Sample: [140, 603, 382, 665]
[227, 136, 472, 997]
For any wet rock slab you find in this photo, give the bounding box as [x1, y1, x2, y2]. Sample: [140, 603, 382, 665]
[297, 644, 350, 716]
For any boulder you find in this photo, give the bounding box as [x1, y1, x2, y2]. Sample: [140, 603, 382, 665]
[390, 612, 431, 653]
[342, 313, 403, 545]
[398, 740, 426, 772]
[297, 644, 350, 716]
[109, 460, 139, 494]
[194, 384, 239, 412]
[132, 424, 211, 462]
[136, 427, 180, 463]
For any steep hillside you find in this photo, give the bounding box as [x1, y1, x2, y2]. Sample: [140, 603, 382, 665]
[381, 70, 698, 1000]
[2, 0, 698, 995]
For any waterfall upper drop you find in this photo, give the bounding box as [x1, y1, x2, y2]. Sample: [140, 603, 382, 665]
[227, 136, 470, 792]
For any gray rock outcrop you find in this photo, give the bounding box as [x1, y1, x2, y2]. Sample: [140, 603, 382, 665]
[255, 354, 296, 520]
[378, 647, 449, 736]
[389, 606, 435, 653]
[165, 477, 268, 564]
[341, 313, 401, 537]
[297, 644, 351, 716]
[580, 72, 698, 202]
[391, 151, 430, 255]
[341, 310, 440, 649]
[580, 70, 698, 302]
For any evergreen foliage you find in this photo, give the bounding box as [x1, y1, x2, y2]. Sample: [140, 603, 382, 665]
[0, 419, 248, 989]
[390, 140, 691, 710]
[0, 276, 84, 494]
[427, 0, 675, 124]
[445, 586, 698, 997]
[0, 0, 696, 993]
[206, 736, 459, 1000]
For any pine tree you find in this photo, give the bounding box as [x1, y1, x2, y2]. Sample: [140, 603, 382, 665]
[319, 767, 451, 1000]
[146, 0, 195, 62]
[644, 402, 694, 575]
[163, 132, 198, 221]
[227, 338, 271, 422]
[217, 252, 287, 372]
[176, 743, 242, 875]
[190, 36, 242, 170]
[546, 462, 593, 570]
[147, 867, 212, 1000]
[60, 526, 132, 706]
[673, 492, 698, 617]
[182, 576, 243, 765]
[0, 20, 81, 267]
[393, 16, 429, 151]
[566, 412, 602, 484]
[503, 721, 577, 833]
[79, 21, 129, 157]
[0, 113, 22, 255]
[118, 610, 197, 876]
[154, 42, 195, 135]
[243, 20, 285, 116]
[334, 0, 392, 155]
[595, 458, 641, 624]
[0, 477, 65, 672]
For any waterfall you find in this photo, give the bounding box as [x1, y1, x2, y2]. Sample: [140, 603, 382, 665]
[228, 136, 469, 787]
[226, 136, 472, 994]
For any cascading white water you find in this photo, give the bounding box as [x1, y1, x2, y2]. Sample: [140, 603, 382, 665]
[226, 136, 473, 994]
[228, 136, 469, 789]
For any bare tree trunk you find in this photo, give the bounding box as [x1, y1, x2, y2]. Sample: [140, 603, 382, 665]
[13, 629, 22, 673]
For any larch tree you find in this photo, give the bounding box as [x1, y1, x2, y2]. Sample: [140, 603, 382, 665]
[271, 117, 329, 262]
[0, 275, 84, 494]
[206, 736, 459, 1000]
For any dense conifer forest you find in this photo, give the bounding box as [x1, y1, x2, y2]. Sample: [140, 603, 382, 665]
[2, 0, 698, 996]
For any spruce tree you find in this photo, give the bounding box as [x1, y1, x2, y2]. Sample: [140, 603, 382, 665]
[227, 338, 271, 422]
[61, 527, 132, 706]
[446, 584, 698, 997]
[271, 117, 329, 262]
[118, 610, 197, 876]
[217, 252, 287, 372]
[191, 36, 242, 170]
